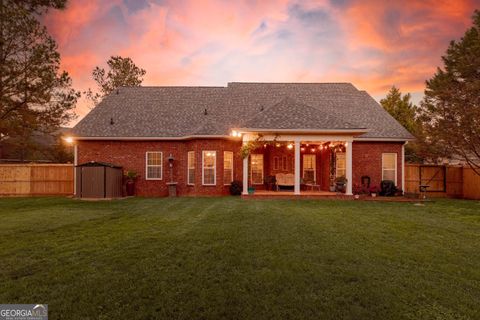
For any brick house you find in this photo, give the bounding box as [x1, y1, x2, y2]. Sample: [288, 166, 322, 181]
[71, 82, 414, 197]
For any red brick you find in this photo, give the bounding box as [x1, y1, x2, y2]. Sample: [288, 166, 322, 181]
[352, 141, 404, 190]
[77, 139, 404, 196]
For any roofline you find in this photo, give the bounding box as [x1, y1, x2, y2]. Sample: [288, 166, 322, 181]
[354, 137, 415, 142]
[234, 128, 370, 134]
[71, 135, 237, 141]
[70, 134, 414, 142]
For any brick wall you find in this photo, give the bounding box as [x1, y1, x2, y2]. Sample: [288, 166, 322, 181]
[77, 139, 242, 196]
[77, 139, 404, 196]
[352, 141, 404, 190]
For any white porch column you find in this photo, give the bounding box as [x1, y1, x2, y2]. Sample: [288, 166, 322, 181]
[345, 141, 353, 195]
[294, 139, 301, 195]
[242, 155, 248, 195]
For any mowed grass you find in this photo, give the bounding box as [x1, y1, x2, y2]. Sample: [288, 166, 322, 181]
[0, 197, 479, 320]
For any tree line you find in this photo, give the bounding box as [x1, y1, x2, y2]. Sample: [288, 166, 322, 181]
[378, 10, 480, 174]
[0, 1, 478, 174]
[0, 0, 145, 162]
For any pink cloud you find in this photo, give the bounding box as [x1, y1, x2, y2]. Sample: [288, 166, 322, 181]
[41, 0, 480, 122]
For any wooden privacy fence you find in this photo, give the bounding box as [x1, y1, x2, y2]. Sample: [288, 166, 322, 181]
[463, 167, 480, 200]
[1, 163, 479, 199]
[0, 164, 73, 196]
[405, 164, 480, 200]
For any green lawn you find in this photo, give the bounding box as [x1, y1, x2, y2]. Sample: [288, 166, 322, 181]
[0, 197, 479, 320]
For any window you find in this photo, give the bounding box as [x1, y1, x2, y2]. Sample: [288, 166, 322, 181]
[273, 156, 288, 171]
[273, 156, 279, 170]
[187, 151, 195, 185]
[382, 153, 397, 185]
[303, 154, 316, 182]
[146, 152, 162, 180]
[202, 151, 216, 185]
[223, 151, 233, 185]
[251, 154, 264, 184]
[336, 152, 346, 177]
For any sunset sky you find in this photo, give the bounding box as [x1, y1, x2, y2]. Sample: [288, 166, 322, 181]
[42, 0, 480, 122]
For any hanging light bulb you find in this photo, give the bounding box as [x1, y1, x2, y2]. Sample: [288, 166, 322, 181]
[287, 143, 293, 150]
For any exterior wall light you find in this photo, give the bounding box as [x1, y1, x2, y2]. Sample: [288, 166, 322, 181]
[63, 136, 74, 144]
[168, 154, 175, 168]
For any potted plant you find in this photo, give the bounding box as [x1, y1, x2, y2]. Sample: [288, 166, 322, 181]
[329, 182, 336, 192]
[353, 184, 362, 199]
[334, 176, 347, 193]
[369, 185, 380, 197]
[124, 170, 138, 196]
[229, 180, 242, 196]
[248, 186, 255, 194]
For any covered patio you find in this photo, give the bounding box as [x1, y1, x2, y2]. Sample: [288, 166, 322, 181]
[237, 131, 367, 196]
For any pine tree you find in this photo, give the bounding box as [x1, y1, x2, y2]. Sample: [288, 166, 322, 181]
[380, 86, 426, 162]
[0, 0, 78, 158]
[85, 56, 146, 106]
[419, 10, 480, 174]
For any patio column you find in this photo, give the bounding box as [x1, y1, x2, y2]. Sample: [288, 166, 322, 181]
[345, 141, 353, 195]
[242, 154, 248, 195]
[294, 139, 301, 195]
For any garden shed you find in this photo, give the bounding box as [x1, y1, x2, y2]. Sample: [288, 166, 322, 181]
[75, 161, 123, 198]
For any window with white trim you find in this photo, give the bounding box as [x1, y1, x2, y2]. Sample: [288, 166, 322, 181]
[202, 151, 216, 185]
[335, 152, 346, 177]
[146, 152, 162, 180]
[187, 151, 195, 185]
[382, 153, 397, 185]
[303, 154, 316, 183]
[251, 154, 264, 184]
[223, 151, 233, 185]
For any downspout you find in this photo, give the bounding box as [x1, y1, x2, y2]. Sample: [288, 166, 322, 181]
[402, 142, 407, 192]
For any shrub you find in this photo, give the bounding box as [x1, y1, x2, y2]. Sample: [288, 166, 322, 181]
[369, 185, 380, 194]
[230, 180, 243, 196]
[380, 180, 397, 196]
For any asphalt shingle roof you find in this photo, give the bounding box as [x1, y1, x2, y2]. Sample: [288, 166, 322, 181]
[241, 97, 360, 130]
[73, 82, 414, 140]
